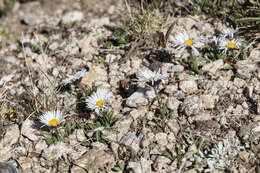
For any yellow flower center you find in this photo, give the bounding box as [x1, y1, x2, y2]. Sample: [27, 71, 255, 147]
[48, 119, 59, 126]
[96, 100, 105, 107]
[227, 42, 236, 48]
[185, 39, 194, 46]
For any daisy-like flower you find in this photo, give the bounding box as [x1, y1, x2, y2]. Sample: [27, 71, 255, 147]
[62, 68, 86, 85]
[137, 69, 168, 85]
[218, 38, 241, 54]
[20, 36, 36, 45]
[40, 110, 65, 127]
[171, 30, 204, 56]
[85, 88, 112, 114]
[220, 27, 238, 38]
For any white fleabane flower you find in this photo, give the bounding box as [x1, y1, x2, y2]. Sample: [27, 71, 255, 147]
[218, 38, 241, 54]
[20, 36, 36, 45]
[62, 68, 86, 85]
[220, 27, 238, 38]
[85, 88, 112, 113]
[73, 68, 86, 80]
[172, 31, 204, 56]
[137, 70, 168, 85]
[40, 110, 65, 127]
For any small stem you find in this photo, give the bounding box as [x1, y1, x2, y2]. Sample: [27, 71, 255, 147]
[188, 48, 199, 73]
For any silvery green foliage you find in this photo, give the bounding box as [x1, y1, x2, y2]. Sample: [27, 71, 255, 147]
[199, 139, 244, 172]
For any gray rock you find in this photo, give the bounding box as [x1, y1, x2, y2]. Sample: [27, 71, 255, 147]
[120, 133, 142, 154]
[73, 147, 115, 172]
[181, 95, 203, 116]
[101, 129, 118, 142]
[0, 74, 14, 85]
[130, 109, 146, 120]
[200, 94, 215, 109]
[202, 59, 224, 74]
[76, 129, 86, 142]
[166, 119, 180, 135]
[155, 133, 168, 146]
[0, 162, 19, 173]
[21, 119, 40, 142]
[140, 132, 154, 148]
[90, 17, 110, 27]
[48, 42, 59, 51]
[12, 146, 27, 159]
[17, 157, 32, 170]
[179, 80, 198, 94]
[62, 11, 83, 24]
[164, 84, 178, 95]
[35, 140, 48, 154]
[23, 12, 37, 25]
[3, 124, 19, 146]
[113, 115, 133, 140]
[167, 96, 181, 110]
[126, 88, 156, 108]
[80, 64, 107, 88]
[0, 146, 12, 162]
[127, 158, 152, 173]
[6, 56, 17, 64]
[78, 35, 98, 57]
[153, 155, 172, 172]
[235, 60, 257, 79]
[42, 142, 74, 160]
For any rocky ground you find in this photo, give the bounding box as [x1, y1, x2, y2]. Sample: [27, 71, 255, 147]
[0, 0, 260, 173]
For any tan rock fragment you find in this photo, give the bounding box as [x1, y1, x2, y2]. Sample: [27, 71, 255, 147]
[80, 65, 107, 88]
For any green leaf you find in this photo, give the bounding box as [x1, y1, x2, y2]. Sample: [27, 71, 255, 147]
[112, 167, 121, 172]
[223, 64, 233, 70]
[236, 17, 260, 22]
[40, 130, 50, 136]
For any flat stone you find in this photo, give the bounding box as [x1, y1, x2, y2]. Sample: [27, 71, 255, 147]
[181, 95, 203, 116]
[120, 133, 142, 154]
[70, 165, 86, 173]
[35, 140, 48, 154]
[202, 59, 224, 74]
[62, 11, 83, 24]
[3, 124, 19, 146]
[235, 60, 257, 79]
[18, 157, 32, 170]
[167, 96, 181, 110]
[0, 74, 14, 85]
[74, 148, 115, 172]
[23, 12, 38, 25]
[155, 133, 168, 146]
[0, 146, 12, 162]
[127, 158, 152, 173]
[200, 94, 215, 109]
[112, 115, 133, 140]
[78, 35, 98, 57]
[6, 56, 17, 64]
[80, 65, 107, 88]
[179, 80, 198, 94]
[76, 129, 86, 142]
[12, 146, 27, 159]
[166, 119, 180, 135]
[130, 109, 146, 120]
[126, 88, 156, 108]
[42, 142, 74, 160]
[21, 119, 40, 142]
[0, 162, 19, 173]
[126, 91, 148, 108]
